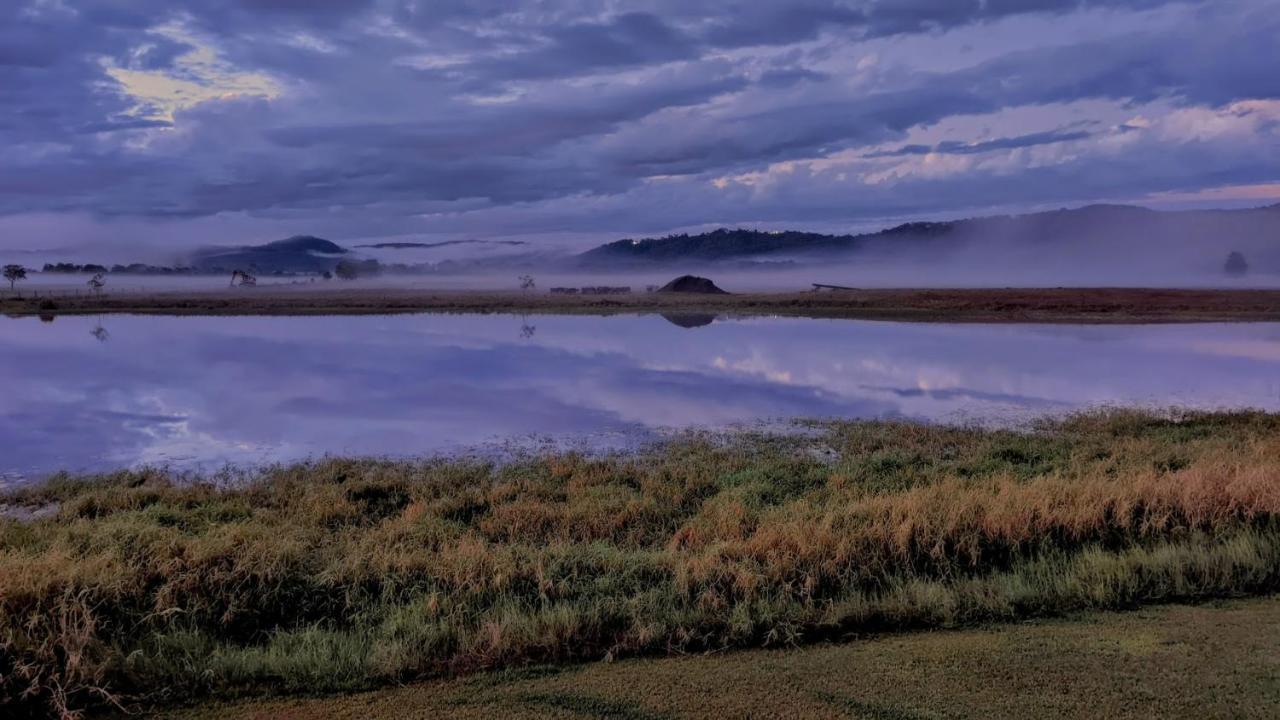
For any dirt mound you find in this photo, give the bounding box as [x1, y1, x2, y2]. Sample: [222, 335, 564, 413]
[657, 275, 728, 294]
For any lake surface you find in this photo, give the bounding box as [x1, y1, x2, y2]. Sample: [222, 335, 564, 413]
[4, 313, 1280, 484]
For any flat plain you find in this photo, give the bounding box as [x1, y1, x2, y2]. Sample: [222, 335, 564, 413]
[9, 286, 1280, 322]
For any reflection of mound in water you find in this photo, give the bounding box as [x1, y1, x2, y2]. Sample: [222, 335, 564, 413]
[657, 275, 728, 294]
[38, 299, 58, 323]
[661, 313, 717, 329]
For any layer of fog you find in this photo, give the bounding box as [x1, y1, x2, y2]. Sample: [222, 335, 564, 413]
[10, 203, 1280, 292]
[15, 265, 1277, 296]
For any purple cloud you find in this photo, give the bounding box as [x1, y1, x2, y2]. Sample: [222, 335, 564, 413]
[0, 0, 1276, 252]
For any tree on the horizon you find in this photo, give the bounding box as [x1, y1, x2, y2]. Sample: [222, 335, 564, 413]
[87, 272, 106, 296]
[1224, 251, 1249, 276]
[334, 260, 359, 280]
[3, 264, 26, 292]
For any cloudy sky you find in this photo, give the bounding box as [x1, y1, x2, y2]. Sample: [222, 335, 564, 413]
[2, 0, 1279, 255]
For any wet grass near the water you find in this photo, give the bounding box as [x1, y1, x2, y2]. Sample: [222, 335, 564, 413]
[4, 410, 1280, 717]
[168, 597, 1280, 720]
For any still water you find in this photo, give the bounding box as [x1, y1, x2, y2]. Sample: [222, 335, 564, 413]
[3, 312, 1280, 483]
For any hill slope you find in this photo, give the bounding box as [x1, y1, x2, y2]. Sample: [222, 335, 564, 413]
[190, 235, 348, 273]
[577, 204, 1280, 270]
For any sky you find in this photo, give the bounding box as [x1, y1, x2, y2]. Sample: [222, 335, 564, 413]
[2, 0, 1280, 257]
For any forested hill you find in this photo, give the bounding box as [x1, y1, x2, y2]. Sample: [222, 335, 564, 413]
[578, 223, 954, 265]
[575, 204, 1280, 267]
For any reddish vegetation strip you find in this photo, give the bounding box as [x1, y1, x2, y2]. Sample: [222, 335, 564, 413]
[6, 287, 1280, 322]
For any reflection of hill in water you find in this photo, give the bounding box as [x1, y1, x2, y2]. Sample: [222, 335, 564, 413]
[661, 313, 717, 329]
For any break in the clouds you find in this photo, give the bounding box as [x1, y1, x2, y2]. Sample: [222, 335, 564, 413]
[1, 0, 1279, 250]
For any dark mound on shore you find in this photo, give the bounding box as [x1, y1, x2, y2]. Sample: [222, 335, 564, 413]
[657, 275, 728, 294]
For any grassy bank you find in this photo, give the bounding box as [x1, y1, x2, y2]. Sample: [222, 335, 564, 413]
[173, 597, 1280, 719]
[7, 287, 1280, 322]
[4, 410, 1280, 716]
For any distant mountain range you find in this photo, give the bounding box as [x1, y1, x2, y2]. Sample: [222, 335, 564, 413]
[172, 202, 1280, 278]
[577, 203, 1280, 269]
[355, 239, 528, 250]
[186, 236, 537, 273]
[578, 223, 949, 264]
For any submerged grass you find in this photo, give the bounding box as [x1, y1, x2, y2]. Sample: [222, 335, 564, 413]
[4, 409, 1280, 717]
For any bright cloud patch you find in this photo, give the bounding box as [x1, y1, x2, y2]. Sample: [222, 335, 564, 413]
[102, 24, 279, 122]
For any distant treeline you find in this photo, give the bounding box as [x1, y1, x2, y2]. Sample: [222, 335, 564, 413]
[41, 263, 326, 276]
[38, 259, 517, 277]
[549, 286, 633, 295]
[43, 263, 212, 275]
[42, 263, 110, 274]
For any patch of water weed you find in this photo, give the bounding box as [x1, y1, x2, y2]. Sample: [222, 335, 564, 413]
[465, 663, 576, 689]
[815, 691, 948, 720]
[518, 692, 671, 720]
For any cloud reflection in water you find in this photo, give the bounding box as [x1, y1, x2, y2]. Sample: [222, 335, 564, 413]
[3, 314, 1280, 482]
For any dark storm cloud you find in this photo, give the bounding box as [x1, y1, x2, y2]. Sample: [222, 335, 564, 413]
[400, 1, 1207, 88]
[452, 12, 701, 84]
[0, 0, 1275, 246]
[692, 1, 1191, 49]
[591, 4, 1280, 182]
[864, 129, 1099, 157]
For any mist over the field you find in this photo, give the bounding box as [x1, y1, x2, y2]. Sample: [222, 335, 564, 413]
[14, 201, 1280, 292]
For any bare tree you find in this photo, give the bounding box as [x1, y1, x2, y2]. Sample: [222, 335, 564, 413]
[3, 264, 26, 293]
[519, 274, 536, 293]
[87, 273, 106, 296]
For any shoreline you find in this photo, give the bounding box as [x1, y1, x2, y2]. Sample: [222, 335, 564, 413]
[6, 286, 1280, 323]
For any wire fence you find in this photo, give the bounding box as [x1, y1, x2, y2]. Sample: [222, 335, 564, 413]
[0, 286, 163, 300]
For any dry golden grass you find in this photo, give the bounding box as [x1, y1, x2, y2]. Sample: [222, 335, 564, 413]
[3, 410, 1280, 717]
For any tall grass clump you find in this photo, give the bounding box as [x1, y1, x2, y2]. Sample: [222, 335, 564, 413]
[4, 410, 1280, 717]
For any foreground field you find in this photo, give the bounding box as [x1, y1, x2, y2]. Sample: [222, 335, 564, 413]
[4, 410, 1280, 716]
[173, 597, 1280, 719]
[7, 286, 1280, 322]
